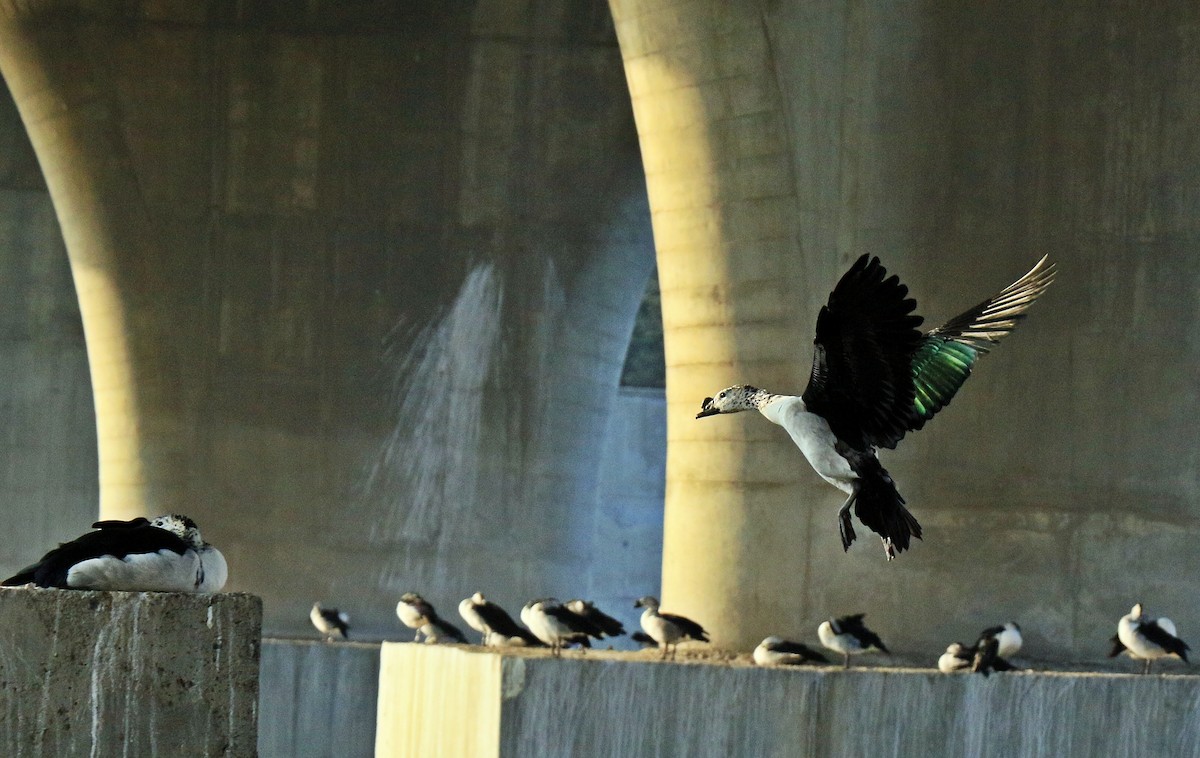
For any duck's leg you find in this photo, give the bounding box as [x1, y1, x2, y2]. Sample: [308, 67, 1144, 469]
[837, 489, 858, 551]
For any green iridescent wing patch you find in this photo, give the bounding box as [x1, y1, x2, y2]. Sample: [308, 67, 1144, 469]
[910, 338, 978, 425]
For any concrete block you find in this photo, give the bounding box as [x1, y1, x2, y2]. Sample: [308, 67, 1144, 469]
[0, 588, 261, 757]
[258, 639, 380, 758]
[377, 644, 1200, 758]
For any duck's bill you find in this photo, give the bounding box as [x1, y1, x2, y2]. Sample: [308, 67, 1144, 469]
[696, 398, 719, 419]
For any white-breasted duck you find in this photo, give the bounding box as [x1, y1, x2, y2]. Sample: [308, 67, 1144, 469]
[311, 602, 350, 642]
[818, 613, 889, 669]
[978, 622, 1022, 659]
[754, 636, 829, 666]
[459, 592, 540, 646]
[520, 598, 601, 656]
[634, 596, 709, 661]
[938, 642, 973, 673]
[2, 514, 221, 593]
[564, 599, 626, 638]
[696, 255, 1055, 558]
[1110, 603, 1190, 674]
[396, 592, 437, 642]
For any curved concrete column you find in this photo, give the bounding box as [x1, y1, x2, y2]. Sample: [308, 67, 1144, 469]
[613, 0, 1200, 654]
[0, 85, 98, 579]
[0, 3, 186, 517]
[0, 2, 655, 636]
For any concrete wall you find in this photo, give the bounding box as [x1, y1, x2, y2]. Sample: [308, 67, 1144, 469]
[610, 0, 1200, 655]
[0, 0, 655, 639]
[2, 0, 1195, 667]
[0, 79, 98, 581]
[377, 644, 1200, 758]
[258, 639, 380, 758]
[581, 386, 665, 632]
[0, 588, 261, 757]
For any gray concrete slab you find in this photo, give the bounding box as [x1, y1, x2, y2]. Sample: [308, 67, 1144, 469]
[377, 643, 1200, 758]
[258, 638, 380, 758]
[0, 588, 261, 757]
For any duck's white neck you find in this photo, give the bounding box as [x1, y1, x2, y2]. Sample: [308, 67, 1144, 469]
[756, 392, 806, 424]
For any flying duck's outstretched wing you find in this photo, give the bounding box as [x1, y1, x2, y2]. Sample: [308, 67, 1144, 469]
[907, 256, 1055, 432]
[802, 255, 925, 451]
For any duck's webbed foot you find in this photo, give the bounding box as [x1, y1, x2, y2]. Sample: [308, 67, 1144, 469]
[837, 492, 857, 551]
[882, 537, 896, 561]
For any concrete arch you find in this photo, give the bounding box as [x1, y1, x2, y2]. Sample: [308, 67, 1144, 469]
[2, 0, 1198, 659]
[0, 1, 658, 636]
[612, 0, 1200, 654]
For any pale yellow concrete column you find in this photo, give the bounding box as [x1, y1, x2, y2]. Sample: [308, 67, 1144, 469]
[0, 5, 186, 519]
[613, 0, 1200, 660]
[609, 1, 828, 649]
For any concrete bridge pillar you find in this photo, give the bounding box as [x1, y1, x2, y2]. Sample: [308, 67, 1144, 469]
[0, 2, 655, 636]
[612, 0, 1200, 653]
[0, 3, 188, 517]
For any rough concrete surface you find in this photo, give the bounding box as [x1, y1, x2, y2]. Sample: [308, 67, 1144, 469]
[0, 0, 657, 643]
[0, 84, 98, 588]
[377, 643, 1200, 758]
[0, 0, 1198, 671]
[611, 0, 1200, 653]
[258, 638, 379, 758]
[0, 588, 261, 757]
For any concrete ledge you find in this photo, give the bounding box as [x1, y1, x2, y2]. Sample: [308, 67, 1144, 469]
[259, 638, 380, 758]
[0, 588, 261, 757]
[376, 644, 1200, 758]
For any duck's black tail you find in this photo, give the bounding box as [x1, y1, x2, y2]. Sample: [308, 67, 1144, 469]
[1, 566, 36, 586]
[848, 458, 922, 560]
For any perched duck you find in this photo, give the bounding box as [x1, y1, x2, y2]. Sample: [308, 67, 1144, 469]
[696, 255, 1054, 558]
[818, 613, 889, 668]
[459, 592, 538, 646]
[978, 622, 1022, 659]
[564, 599, 626, 638]
[754, 636, 829, 666]
[483, 629, 545, 648]
[521, 599, 600, 656]
[938, 642, 973, 673]
[419, 616, 468, 645]
[310, 602, 349, 642]
[143, 514, 227, 593]
[970, 636, 1021, 676]
[396, 592, 438, 642]
[2, 514, 222, 593]
[634, 596, 709, 660]
[1110, 603, 1190, 674]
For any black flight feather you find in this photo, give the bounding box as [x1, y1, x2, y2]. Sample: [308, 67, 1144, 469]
[803, 255, 924, 452]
